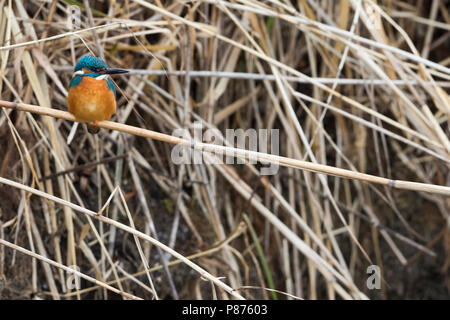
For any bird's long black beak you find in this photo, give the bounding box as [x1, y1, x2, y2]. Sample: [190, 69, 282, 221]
[103, 68, 129, 75]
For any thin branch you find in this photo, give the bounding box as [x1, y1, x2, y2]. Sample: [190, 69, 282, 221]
[0, 100, 449, 195]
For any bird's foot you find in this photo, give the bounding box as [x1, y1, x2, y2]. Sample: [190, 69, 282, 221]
[87, 121, 100, 134]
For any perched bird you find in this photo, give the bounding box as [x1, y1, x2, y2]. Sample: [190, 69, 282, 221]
[67, 56, 128, 133]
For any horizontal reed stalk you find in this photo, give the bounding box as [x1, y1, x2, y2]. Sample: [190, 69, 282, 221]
[0, 99, 449, 196]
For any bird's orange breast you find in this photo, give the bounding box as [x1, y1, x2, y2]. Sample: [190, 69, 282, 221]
[67, 76, 116, 122]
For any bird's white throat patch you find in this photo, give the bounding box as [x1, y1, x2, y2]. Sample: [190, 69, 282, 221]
[95, 74, 108, 80]
[73, 70, 108, 80]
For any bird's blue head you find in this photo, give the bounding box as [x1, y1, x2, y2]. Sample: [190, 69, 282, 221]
[74, 56, 109, 73]
[69, 56, 128, 94]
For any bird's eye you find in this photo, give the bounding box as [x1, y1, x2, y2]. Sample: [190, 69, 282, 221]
[89, 67, 105, 73]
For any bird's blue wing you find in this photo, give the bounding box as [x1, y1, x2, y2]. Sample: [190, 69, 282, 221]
[107, 78, 116, 96]
[68, 76, 82, 89]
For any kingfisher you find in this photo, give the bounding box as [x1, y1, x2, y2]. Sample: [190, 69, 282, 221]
[67, 56, 128, 133]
